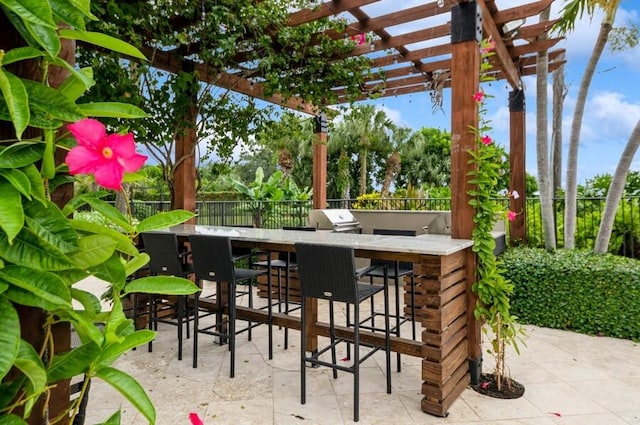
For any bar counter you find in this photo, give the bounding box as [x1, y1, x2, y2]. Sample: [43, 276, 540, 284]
[160, 224, 479, 417]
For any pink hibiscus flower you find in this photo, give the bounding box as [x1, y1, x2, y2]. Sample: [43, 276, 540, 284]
[473, 91, 485, 103]
[481, 135, 492, 146]
[65, 118, 147, 191]
[507, 210, 517, 222]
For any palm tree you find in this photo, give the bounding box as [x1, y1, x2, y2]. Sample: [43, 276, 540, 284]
[380, 125, 412, 198]
[594, 120, 640, 253]
[398, 128, 451, 189]
[329, 105, 394, 196]
[555, 0, 622, 249]
[537, 6, 557, 250]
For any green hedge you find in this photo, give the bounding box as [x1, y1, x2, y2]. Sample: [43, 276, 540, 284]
[502, 248, 640, 341]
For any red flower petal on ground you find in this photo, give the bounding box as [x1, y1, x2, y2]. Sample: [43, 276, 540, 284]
[66, 118, 147, 191]
[480, 382, 489, 390]
[189, 412, 204, 425]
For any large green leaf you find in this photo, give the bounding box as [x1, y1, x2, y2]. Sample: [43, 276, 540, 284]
[0, 168, 31, 198]
[0, 0, 55, 28]
[0, 296, 20, 381]
[68, 234, 117, 269]
[88, 252, 126, 289]
[0, 181, 24, 244]
[60, 310, 104, 346]
[0, 69, 29, 140]
[50, 56, 94, 91]
[0, 227, 75, 270]
[24, 20, 60, 58]
[70, 288, 102, 318]
[124, 276, 199, 296]
[95, 367, 155, 424]
[59, 30, 147, 60]
[50, 0, 88, 29]
[24, 199, 79, 253]
[0, 141, 44, 169]
[0, 266, 71, 307]
[0, 378, 25, 412]
[123, 252, 149, 279]
[69, 218, 138, 256]
[81, 198, 134, 234]
[58, 67, 94, 102]
[77, 102, 147, 119]
[66, 0, 94, 20]
[0, 413, 28, 425]
[13, 339, 46, 404]
[98, 330, 154, 367]
[46, 341, 100, 383]
[61, 191, 111, 216]
[136, 210, 196, 233]
[21, 79, 84, 123]
[2, 46, 44, 65]
[101, 297, 128, 345]
[3, 286, 62, 311]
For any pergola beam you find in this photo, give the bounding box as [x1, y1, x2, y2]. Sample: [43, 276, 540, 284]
[479, 0, 521, 88]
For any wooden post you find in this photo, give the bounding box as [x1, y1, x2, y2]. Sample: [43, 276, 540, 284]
[450, 2, 480, 240]
[1, 15, 73, 423]
[449, 1, 483, 386]
[312, 113, 328, 209]
[173, 61, 198, 222]
[509, 89, 527, 244]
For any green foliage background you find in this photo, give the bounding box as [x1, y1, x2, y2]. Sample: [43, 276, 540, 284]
[503, 248, 640, 340]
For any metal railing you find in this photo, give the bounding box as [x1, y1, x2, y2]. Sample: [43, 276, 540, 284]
[123, 197, 640, 253]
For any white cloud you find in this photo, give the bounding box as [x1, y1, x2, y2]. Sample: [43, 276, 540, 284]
[378, 105, 403, 125]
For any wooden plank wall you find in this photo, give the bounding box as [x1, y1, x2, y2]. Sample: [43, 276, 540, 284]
[413, 249, 471, 417]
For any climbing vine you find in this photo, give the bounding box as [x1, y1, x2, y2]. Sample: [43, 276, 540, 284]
[467, 38, 524, 390]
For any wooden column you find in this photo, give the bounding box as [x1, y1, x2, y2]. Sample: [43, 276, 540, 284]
[1, 15, 73, 424]
[312, 113, 328, 209]
[450, 2, 480, 240]
[449, 1, 483, 390]
[509, 89, 527, 244]
[173, 61, 198, 221]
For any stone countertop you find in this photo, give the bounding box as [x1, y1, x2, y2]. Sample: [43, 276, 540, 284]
[166, 224, 476, 257]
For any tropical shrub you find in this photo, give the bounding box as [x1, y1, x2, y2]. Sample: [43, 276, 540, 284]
[503, 248, 640, 341]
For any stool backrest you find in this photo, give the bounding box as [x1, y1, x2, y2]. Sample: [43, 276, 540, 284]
[295, 242, 357, 303]
[189, 235, 235, 283]
[141, 232, 184, 276]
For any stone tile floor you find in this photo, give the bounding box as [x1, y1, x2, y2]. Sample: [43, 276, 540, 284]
[79, 280, 640, 425]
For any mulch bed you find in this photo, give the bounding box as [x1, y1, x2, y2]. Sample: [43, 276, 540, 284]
[471, 373, 525, 399]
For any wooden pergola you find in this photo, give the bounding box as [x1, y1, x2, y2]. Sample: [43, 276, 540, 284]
[145, 0, 562, 244]
[0, 1, 566, 422]
[146, 1, 563, 414]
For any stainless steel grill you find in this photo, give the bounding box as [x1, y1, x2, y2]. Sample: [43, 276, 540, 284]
[308, 209, 362, 233]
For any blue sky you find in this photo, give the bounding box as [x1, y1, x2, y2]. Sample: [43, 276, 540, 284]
[354, 0, 640, 186]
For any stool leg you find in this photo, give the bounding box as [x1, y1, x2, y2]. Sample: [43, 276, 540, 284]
[229, 281, 236, 378]
[268, 262, 273, 360]
[394, 263, 401, 372]
[193, 292, 199, 368]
